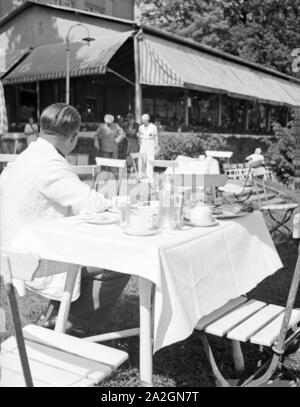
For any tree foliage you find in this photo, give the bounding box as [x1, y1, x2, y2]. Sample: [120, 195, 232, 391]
[138, 0, 300, 75]
[266, 121, 295, 182]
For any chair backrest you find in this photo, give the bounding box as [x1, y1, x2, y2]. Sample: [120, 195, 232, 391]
[0, 154, 18, 165]
[224, 167, 250, 181]
[72, 165, 102, 189]
[95, 157, 126, 169]
[149, 159, 178, 169]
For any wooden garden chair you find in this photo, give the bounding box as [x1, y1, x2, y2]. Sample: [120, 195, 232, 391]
[221, 161, 265, 204]
[195, 219, 300, 387]
[254, 181, 299, 240]
[0, 248, 128, 387]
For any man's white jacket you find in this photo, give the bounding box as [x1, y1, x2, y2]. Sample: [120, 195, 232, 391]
[0, 138, 110, 301]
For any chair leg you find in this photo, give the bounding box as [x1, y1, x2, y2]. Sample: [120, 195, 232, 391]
[37, 301, 56, 327]
[199, 332, 231, 387]
[231, 340, 245, 374]
[5, 282, 33, 387]
[55, 269, 79, 333]
[138, 276, 153, 387]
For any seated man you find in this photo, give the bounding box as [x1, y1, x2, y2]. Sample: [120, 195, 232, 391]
[246, 147, 264, 167]
[1, 103, 130, 331]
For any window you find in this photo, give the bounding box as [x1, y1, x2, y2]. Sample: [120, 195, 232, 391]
[85, 3, 104, 14]
[64, 0, 74, 8]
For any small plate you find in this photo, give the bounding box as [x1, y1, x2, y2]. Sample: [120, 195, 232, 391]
[215, 212, 247, 220]
[122, 227, 160, 236]
[185, 219, 219, 227]
[108, 207, 121, 214]
[79, 214, 120, 225]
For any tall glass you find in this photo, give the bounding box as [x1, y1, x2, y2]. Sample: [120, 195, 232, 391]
[170, 192, 184, 230]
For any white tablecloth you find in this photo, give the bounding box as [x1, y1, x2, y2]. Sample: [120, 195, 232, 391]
[165, 156, 220, 175]
[12, 211, 282, 352]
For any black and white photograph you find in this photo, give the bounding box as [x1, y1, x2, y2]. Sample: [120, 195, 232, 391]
[1, 0, 300, 393]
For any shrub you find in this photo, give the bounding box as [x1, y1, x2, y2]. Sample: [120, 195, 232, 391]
[266, 122, 295, 183]
[157, 132, 227, 160]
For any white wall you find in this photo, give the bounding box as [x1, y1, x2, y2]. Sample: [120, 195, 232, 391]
[0, 5, 132, 53]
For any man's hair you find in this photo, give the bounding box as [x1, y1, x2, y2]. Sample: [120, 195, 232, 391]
[40, 103, 81, 139]
[141, 113, 150, 121]
[104, 114, 114, 124]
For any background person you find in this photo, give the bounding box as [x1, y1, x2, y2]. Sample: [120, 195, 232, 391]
[94, 114, 125, 159]
[1, 103, 130, 331]
[24, 116, 39, 145]
[246, 147, 265, 166]
[138, 113, 159, 178]
[246, 147, 266, 178]
[124, 113, 139, 170]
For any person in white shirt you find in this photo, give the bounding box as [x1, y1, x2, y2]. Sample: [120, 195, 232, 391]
[246, 147, 266, 177]
[246, 148, 264, 165]
[138, 113, 159, 178]
[1, 103, 130, 331]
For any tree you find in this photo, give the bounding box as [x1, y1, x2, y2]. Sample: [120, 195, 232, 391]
[266, 120, 295, 183]
[138, 0, 300, 75]
[139, 0, 230, 48]
[222, 0, 300, 74]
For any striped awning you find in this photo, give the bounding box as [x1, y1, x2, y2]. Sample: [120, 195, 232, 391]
[0, 80, 8, 136]
[140, 34, 300, 107]
[0, 48, 31, 78]
[3, 31, 133, 84]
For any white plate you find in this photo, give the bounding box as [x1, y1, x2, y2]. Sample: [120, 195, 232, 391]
[121, 227, 160, 236]
[78, 214, 120, 225]
[215, 212, 247, 219]
[108, 207, 121, 214]
[185, 219, 219, 227]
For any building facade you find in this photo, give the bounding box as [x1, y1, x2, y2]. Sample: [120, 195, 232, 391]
[1, 1, 299, 140]
[0, 0, 134, 20]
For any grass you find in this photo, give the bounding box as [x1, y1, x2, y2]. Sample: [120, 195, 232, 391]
[1, 202, 300, 387]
